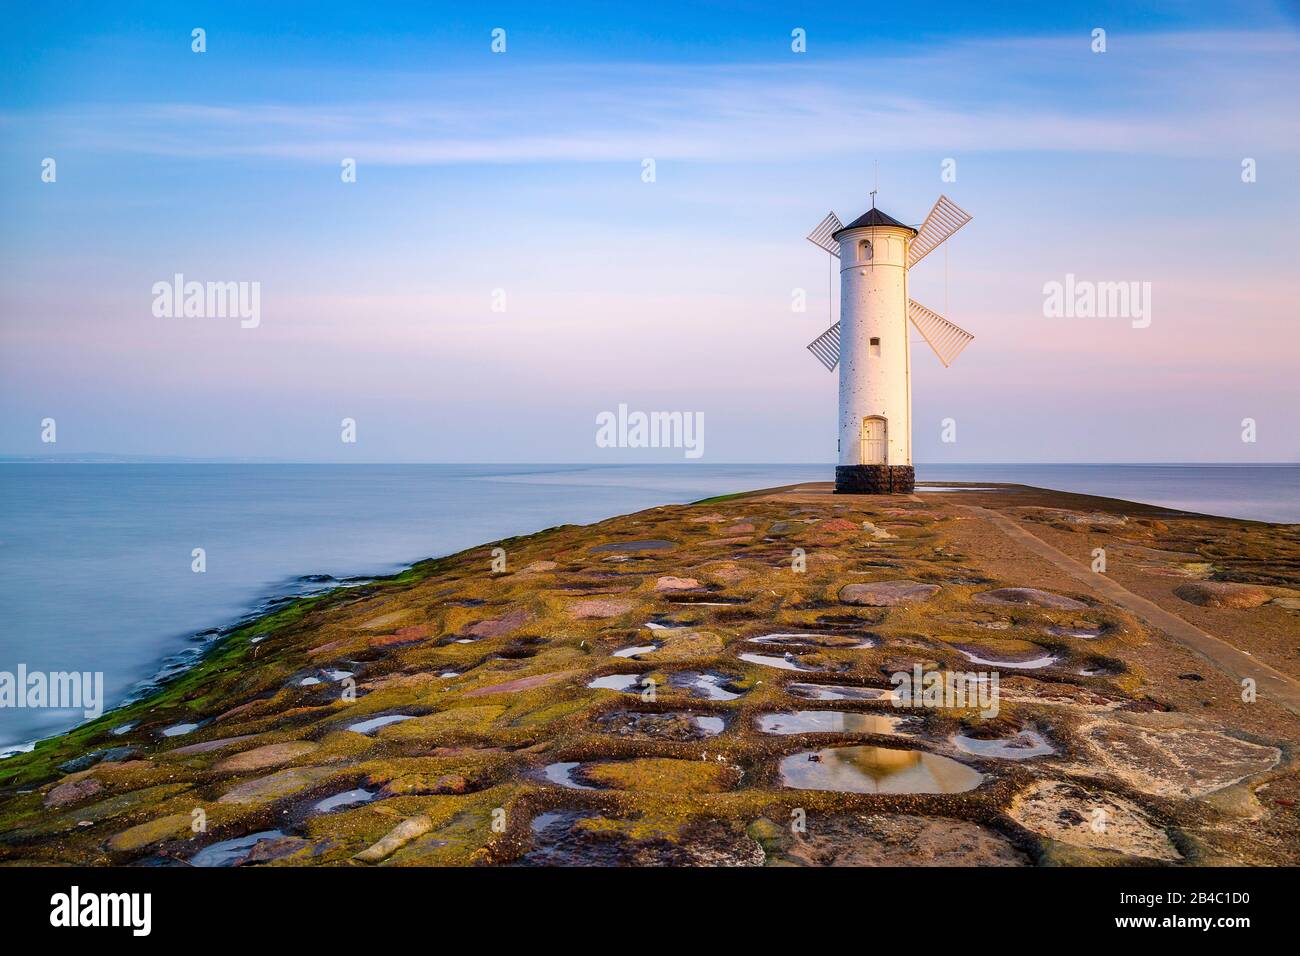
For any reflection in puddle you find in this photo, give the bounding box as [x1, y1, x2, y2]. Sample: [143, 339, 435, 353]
[739, 652, 820, 672]
[531, 811, 567, 833]
[190, 830, 287, 867]
[541, 761, 596, 790]
[780, 745, 984, 794]
[613, 644, 658, 658]
[1076, 665, 1115, 677]
[312, 788, 377, 813]
[669, 671, 742, 701]
[645, 617, 694, 631]
[693, 716, 725, 736]
[299, 669, 354, 687]
[347, 714, 416, 734]
[1046, 625, 1104, 639]
[748, 633, 874, 649]
[588, 674, 646, 692]
[788, 683, 894, 702]
[952, 730, 1055, 760]
[957, 648, 1059, 670]
[757, 711, 913, 736]
[160, 723, 200, 737]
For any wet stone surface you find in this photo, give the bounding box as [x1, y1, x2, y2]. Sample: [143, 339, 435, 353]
[1008, 780, 1181, 862]
[762, 812, 1029, 866]
[973, 588, 1088, 610]
[839, 581, 942, 607]
[596, 710, 725, 740]
[521, 811, 763, 866]
[787, 682, 895, 702]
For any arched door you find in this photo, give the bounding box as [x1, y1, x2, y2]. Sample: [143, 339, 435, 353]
[861, 416, 887, 464]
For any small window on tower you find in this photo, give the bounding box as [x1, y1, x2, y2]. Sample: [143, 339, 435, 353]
[870, 337, 881, 357]
[859, 240, 873, 261]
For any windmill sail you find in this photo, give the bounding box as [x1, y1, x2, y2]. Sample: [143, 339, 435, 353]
[806, 321, 841, 371]
[908, 195, 972, 267]
[908, 299, 973, 367]
[806, 212, 843, 257]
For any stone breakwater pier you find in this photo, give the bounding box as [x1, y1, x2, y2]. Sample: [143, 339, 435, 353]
[1, 482, 1297, 867]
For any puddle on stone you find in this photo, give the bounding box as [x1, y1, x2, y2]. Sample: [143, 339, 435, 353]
[312, 788, 377, 813]
[347, 714, 416, 734]
[190, 830, 287, 867]
[694, 716, 725, 735]
[160, 723, 200, 738]
[613, 643, 659, 658]
[952, 729, 1056, 760]
[957, 648, 1060, 670]
[645, 616, 698, 631]
[1077, 664, 1118, 677]
[596, 710, 724, 740]
[112, 722, 137, 736]
[1046, 625, 1104, 639]
[739, 651, 825, 672]
[748, 633, 875, 650]
[531, 811, 567, 833]
[299, 671, 353, 686]
[439, 671, 460, 678]
[780, 745, 984, 794]
[669, 671, 743, 701]
[541, 761, 597, 790]
[587, 674, 647, 692]
[788, 683, 894, 702]
[757, 711, 914, 736]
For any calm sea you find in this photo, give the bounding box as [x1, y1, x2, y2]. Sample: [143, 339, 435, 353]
[1, 462, 1295, 751]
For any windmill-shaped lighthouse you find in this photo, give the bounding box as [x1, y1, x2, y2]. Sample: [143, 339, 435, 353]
[805, 194, 974, 494]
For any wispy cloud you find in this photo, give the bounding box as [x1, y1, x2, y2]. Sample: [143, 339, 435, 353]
[8, 31, 1298, 165]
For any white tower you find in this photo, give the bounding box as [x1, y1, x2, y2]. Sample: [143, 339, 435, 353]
[805, 195, 975, 494]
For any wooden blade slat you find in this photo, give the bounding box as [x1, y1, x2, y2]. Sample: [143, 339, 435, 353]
[806, 321, 841, 371]
[907, 299, 973, 367]
[806, 211, 843, 257]
[908, 195, 972, 267]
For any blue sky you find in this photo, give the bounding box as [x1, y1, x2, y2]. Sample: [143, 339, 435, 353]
[2, 1, 1298, 462]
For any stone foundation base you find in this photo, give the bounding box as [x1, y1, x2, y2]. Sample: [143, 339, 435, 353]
[834, 465, 915, 495]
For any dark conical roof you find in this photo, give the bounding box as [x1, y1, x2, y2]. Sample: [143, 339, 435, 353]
[833, 206, 917, 237]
